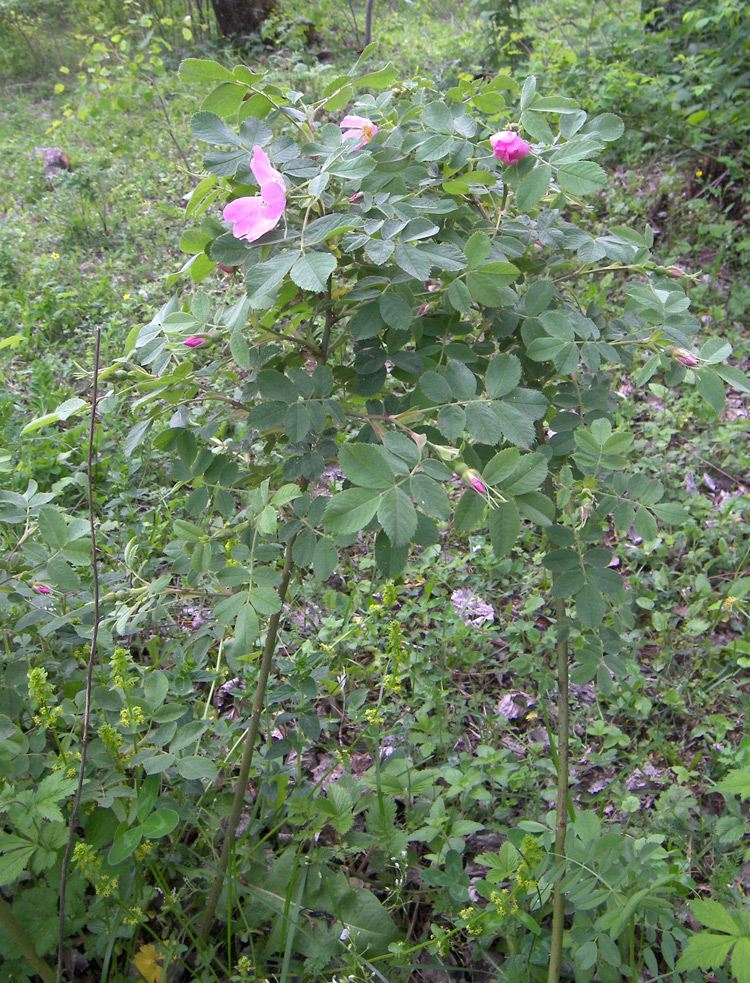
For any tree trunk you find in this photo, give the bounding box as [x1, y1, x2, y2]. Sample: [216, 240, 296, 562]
[210, 0, 277, 37]
[641, 0, 682, 30]
[364, 0, 374, 46]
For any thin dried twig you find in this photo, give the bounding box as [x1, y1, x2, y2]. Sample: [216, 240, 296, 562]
[57, 326, 102, 983]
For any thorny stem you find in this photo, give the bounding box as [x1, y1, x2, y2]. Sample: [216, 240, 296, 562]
[57, 326, 102, 983]
[319, 276, 335, 362]
[539, 440, 570, 983]
[547, 595, 570, 983]
[552, 262, 646, 282]
[199, 492, 307, 942]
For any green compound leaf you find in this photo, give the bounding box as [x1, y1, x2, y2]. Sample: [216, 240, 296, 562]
[378, 487, 417, 547]
[339, 443, 396, 489]
[324, 488, 381, 536]
[191, 110, 242, 147]
[576, 584, 605, 628]
[516, 163, 551, 211]
[486, 354, 521, 399]
[379, 292, 413, 330]
[374, 531, 408, 579]
[421, 371, 453, 404]
[290, 251, 337, 292]
[501, 452, 547, 496]
[465, 402, 503, 444]
[556, 160, 607, 196]
[484, 447, 521, 485]
[488, 500, 521, 559]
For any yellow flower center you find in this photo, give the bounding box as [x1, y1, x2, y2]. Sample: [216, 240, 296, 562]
[362, 124, 373, 143]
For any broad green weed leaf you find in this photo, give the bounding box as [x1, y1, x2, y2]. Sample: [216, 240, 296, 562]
[676, 934, 734, 972]
[108, 827, 143, 866]
[0, 833, 35, 886]
[139, 809, 180, 839]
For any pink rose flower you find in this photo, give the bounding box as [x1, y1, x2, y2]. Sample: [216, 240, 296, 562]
[340, 114, 378, 151]
[34, 584, 51, 594]
[223, 145, 286, 243]
[673, 347, 699, 367]
[490, 130, 531, 165]
[184, 336, 205, 348]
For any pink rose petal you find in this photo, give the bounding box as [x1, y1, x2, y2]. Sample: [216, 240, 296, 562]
[490, 130, 531, 165]
[339, 115, 378, 151]
[223, 145, 286, 243]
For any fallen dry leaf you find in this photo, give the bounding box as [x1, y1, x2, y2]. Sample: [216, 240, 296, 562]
[132, 944, 167, 983]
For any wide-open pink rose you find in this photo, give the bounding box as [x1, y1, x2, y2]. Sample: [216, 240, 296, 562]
[490, 130, 531, 165]
[223, 145, 286, 243]
[339, 114, 377, 151]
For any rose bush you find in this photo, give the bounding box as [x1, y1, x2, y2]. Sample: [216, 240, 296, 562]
[64, 56, 750, 982]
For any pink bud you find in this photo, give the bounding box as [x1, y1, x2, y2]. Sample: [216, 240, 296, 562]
[490, 130, 531, 166]
[667, 267, 686, 277]
[34, 584, 51, 595]
[349, 192, 363, 202]
[463, 470, 486, 495]
[184, 336, 205, 348]
[419, 304, 429, 315]
[673, 347, 698, 367]
[217, 264, 236, 275]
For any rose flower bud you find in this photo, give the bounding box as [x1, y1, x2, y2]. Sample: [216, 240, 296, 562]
[490, 130, 531, 165]
[673, 347, 699, 367]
